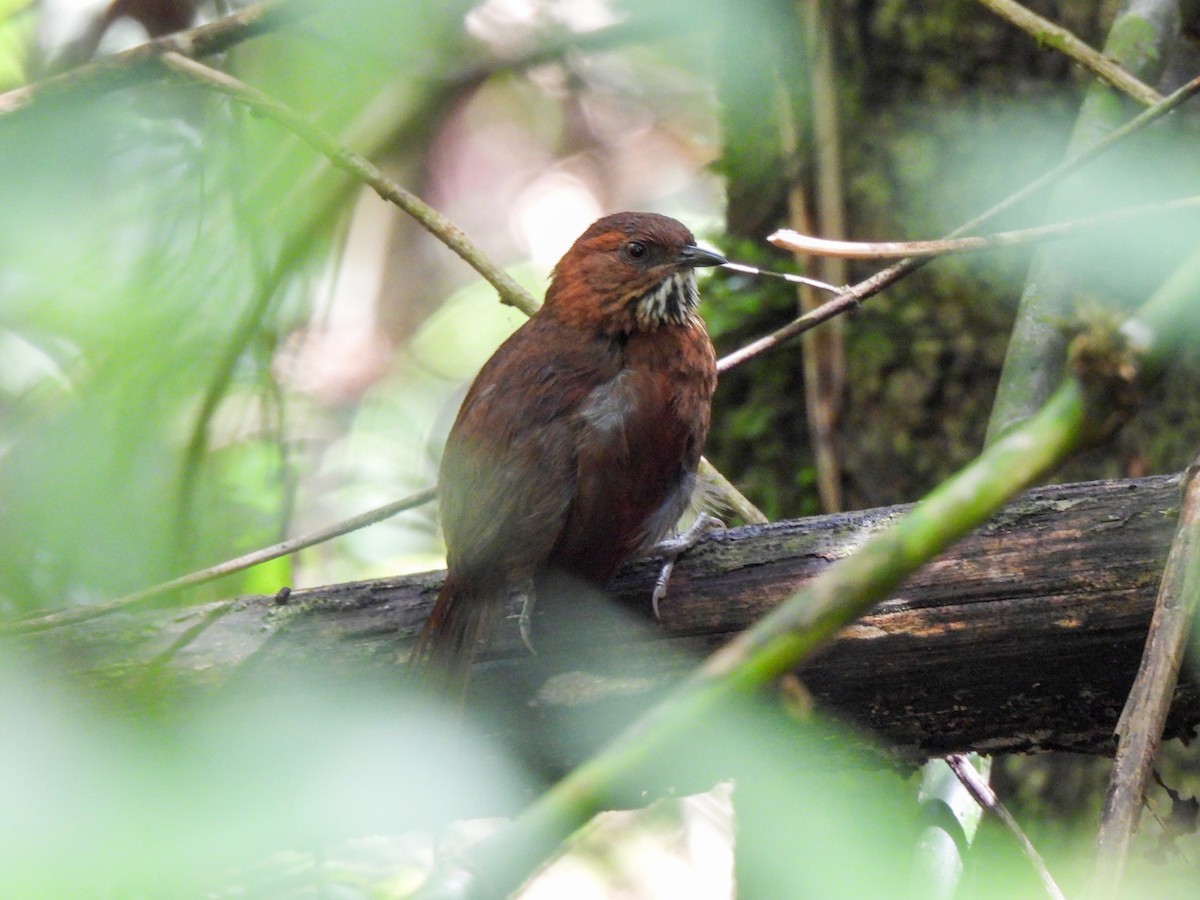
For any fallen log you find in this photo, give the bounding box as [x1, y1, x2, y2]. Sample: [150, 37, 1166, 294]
[43, 474, 1194, 771]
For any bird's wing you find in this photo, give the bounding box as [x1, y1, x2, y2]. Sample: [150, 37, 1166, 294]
[437, 317, 621, 584]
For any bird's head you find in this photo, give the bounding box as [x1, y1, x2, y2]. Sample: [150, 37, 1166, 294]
[544, 212, 725, 335]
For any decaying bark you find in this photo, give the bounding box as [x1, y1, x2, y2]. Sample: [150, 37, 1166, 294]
[40, 474, 1196, 773]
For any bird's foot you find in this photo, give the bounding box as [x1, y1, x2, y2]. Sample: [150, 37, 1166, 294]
[650, 513, 722, 618]
[515, 587, 538, 656]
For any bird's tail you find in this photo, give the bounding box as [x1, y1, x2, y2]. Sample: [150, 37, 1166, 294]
[410, 573, 498, 699]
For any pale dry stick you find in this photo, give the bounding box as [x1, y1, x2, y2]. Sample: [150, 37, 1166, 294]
[1093, 453, 1200, 891]
[0, 487, 438, 636]
[978, 0, 1162, 106]
[717, 74, 1200, 375]
[771, 195, 1200, 260]
[160, 51, 539, 315]
[945, 754, 1066, 900]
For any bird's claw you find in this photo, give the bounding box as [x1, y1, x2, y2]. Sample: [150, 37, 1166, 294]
[651, 560, 674, 619]
[650, 513, 722, 619]
[517, 590, 538, 656]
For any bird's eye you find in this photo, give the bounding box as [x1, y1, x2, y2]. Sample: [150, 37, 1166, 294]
[625, 240, 648, 261]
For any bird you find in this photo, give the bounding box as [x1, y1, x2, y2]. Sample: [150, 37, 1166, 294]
[412, 211, 724, 695]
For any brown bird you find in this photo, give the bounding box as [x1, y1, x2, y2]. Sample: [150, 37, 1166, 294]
[412, 212, 724, 694]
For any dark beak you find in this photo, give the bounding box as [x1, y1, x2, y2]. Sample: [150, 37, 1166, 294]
[677, 244, 726, 269]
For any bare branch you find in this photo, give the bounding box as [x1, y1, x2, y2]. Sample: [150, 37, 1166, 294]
[0, 0, 306, 114]
[0, 486, 438, 635]
[160, 52, 540, 315]
[978, 0, 1162, 105]
[770, 196, 1200, 260]
[1094, 453, 1200, 890]
[946, 755, 1066, 900]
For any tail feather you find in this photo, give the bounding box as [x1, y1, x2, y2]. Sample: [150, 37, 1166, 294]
[410, 574, 498, 699]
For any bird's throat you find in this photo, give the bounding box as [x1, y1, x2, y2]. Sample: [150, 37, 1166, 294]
[632, 272, 699, 329]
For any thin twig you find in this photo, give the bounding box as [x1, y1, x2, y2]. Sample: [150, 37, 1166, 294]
[160, 52, 539, 314]
[945, 754, 1066, 900]
[717, 74, 1200, 375]
[0, 487, 437, 636]
[947, 74, 1200, 235]
[770, 195, 1200, 259]
[720, 261, 841, 293]
[0, 0, 306, 114]
[1093, 453, 1200, 891]
[978, 0, 1161, 106]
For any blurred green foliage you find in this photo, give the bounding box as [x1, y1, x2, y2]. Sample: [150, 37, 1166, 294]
[0, 649, 532, 896]
[0, 1, 474, 612]
[1, 0, 1200, 896]
[0, 1, 30, 87]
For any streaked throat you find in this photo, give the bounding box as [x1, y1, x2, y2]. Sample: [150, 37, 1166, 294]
[632, 272, 700, 329]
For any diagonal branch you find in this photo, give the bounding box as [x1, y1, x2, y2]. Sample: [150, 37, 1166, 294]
[0, 486, 437, 636]
[160, 51, 539, 315]
[978, 0, 1162, 106]
[0, 0, 307, 114]
[1093, 452, 1200, 890]
[945, 755, 1065, 900]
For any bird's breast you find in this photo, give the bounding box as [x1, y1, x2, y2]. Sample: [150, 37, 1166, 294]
[547, 322, 716, 580]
